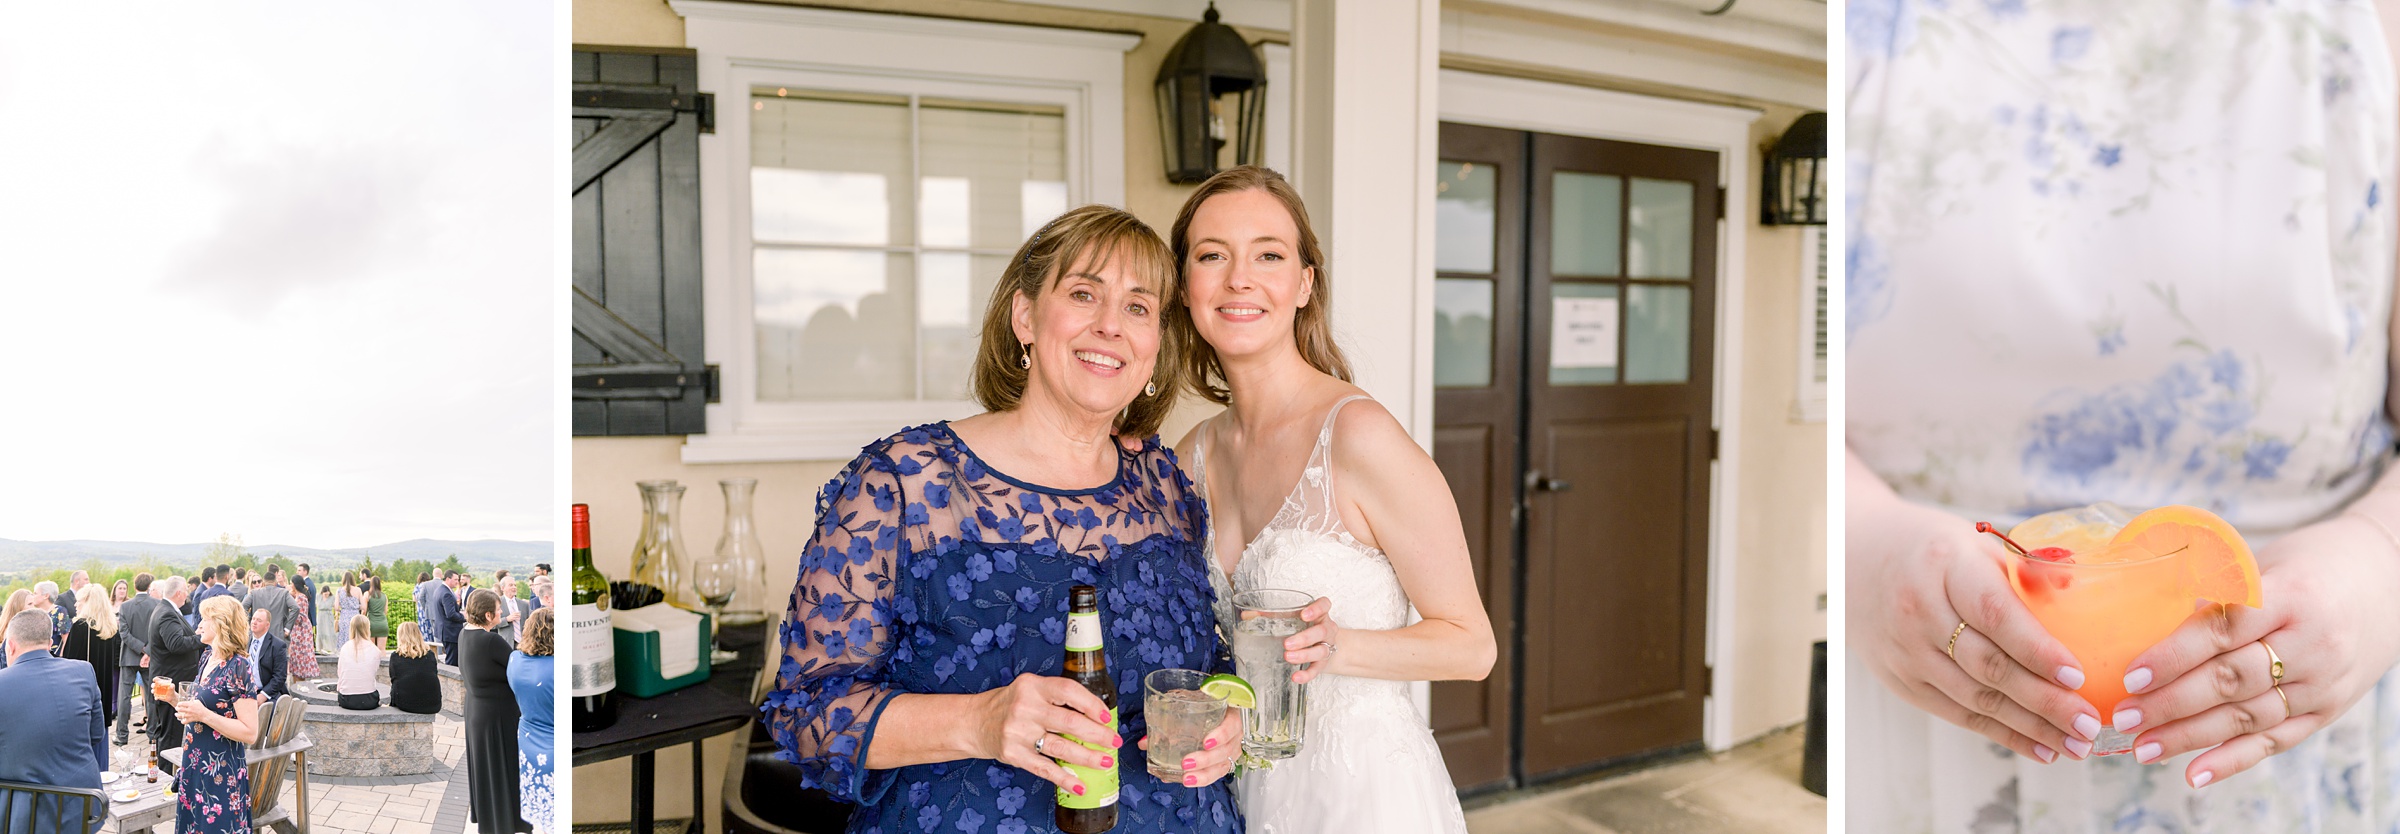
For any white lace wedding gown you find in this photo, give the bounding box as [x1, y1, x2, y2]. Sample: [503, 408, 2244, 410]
[1193, 395, 1471, 834]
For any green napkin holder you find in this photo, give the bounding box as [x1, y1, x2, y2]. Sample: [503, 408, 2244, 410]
[611, 605, 712, 698]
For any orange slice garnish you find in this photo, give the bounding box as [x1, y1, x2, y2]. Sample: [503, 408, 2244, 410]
[2107, 505, 2263, 607]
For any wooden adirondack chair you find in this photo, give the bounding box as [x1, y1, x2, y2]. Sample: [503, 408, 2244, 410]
[245, 694, 312, 834]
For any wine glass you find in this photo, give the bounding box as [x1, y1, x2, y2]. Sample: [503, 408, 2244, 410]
[692, 561, 738, 663]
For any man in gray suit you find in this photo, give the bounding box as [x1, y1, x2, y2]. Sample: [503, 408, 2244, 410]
[112, 573, 158, 746]
[245, 564, 300, 637]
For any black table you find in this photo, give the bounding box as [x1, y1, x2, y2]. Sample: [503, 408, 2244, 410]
[573, 620, 772, 834]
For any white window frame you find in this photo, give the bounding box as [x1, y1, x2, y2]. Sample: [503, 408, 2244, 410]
[670, 1, 1137, 463]
[1794, 227, 1827, 423]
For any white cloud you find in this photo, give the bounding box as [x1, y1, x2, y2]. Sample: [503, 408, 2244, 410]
[0, 3, 556, 547]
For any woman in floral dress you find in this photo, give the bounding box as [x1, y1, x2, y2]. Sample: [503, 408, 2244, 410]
[766, 205, 1244, 834]
[286, 582, 319, 680]
[175, 595, 262, 834]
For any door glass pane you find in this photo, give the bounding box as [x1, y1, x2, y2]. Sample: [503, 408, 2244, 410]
[1434, 278, 1494, 387]
[754, 249, 915, 401]
[1551, 172, 1623, 277]
[1436, 161, 1497, 274]
[919, 100, 1067, 251]
[751, 91, 912, 246]
[1627, 178, 1693, 279]
[1625, 284, 1690, 383]
[1548, 282, 1618, 386]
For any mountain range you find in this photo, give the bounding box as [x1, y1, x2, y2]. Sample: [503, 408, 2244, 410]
[0, 537, 555, 573]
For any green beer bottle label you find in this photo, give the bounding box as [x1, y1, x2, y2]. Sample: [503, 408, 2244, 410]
[1055, 706, 1120, 810]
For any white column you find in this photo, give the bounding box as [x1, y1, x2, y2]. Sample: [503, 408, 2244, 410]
[1288, 0, 1441, 722]
[1288, 0, 1440, 444]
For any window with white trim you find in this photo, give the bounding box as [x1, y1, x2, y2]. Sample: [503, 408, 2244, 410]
[670, 2, 1135, 462]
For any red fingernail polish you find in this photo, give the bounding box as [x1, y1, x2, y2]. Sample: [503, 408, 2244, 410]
[1101, 756, 1113, 767]
[1184, 775, 1198, 787]
[1113, 735, 1124, 747]
[1184, 757, 1197, 770]
[1203, 738, 1217, 750]
[1072, 785, 1086, 796]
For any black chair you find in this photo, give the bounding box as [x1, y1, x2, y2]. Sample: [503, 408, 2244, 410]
[0, 778, 107, 834]
[723, 719, 852, 834]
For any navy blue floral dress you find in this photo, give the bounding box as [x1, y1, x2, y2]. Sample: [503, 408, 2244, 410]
[766, 423, 1242, 834]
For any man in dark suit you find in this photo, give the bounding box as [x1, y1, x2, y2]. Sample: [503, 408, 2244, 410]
[52, 571, 85, 621]
[292, 563, 316, 628]
[238, 609, 288, 701]
[0, 609, 106, 832]
[432, 570, 467, 665]
[146, 578, 203, 759]
[114, 573, 158, 745]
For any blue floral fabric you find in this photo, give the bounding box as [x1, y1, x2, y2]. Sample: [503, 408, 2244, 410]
[765, 423, 1242, 834]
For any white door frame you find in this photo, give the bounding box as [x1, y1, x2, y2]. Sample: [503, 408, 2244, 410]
[1437, 68, 1762, 752]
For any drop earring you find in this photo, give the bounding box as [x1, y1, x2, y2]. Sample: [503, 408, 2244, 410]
[1144, 381, 1157, 397]
[1020, 343, 1031, 370]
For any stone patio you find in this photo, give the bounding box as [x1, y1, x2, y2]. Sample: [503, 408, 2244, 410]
[1463, 724, 1825, 834]
[104, 686, 476, 834]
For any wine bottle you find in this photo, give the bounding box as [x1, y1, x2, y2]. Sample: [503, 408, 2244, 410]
[570, 503, 619, 732]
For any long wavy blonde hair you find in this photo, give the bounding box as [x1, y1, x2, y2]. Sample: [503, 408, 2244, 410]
[74, 584, 116, 640]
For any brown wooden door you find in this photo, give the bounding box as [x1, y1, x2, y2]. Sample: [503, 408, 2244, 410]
[1428, 123, 1525, 793]
[1430, 124, 1718, 787]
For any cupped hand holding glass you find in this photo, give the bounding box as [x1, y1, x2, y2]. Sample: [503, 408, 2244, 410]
[1848, 450, 2104, 763]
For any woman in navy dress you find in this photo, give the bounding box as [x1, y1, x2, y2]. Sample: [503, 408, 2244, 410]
[175, 595, 263, 834]
[508, 608, 556, 832]
[766, 205, 1244, 834]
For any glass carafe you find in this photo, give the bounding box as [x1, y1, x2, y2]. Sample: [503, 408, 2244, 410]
[631, 480, 693, 610]
[715, 478, 770, 626]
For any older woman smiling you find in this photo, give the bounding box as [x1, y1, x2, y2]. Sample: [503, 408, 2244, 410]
[766, 204, 1243, 834]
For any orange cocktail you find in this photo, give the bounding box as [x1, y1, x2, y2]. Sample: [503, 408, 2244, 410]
[1982, 504, 2262, 756]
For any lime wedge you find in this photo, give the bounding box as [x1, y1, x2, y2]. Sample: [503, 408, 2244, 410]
[1199, 674, 1256, 710]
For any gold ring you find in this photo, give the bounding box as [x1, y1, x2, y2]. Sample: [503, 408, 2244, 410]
[1946, 621, 1969, 660]
[2261, 640, 2285, 682]
[2274, 684, 2291, 719]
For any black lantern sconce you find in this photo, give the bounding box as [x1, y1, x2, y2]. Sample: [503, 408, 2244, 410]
[1156, 2, 1266, 184]
[1762, 111, 1827, 225]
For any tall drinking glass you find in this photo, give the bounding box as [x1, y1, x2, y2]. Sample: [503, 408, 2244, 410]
[1230, 589, 1313, 760]
[1144, 669, 1227, 780]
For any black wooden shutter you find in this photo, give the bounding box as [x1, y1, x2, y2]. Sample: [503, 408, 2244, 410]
[572, 46, 715, 436]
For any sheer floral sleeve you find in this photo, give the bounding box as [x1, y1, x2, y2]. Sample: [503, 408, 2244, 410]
[762, 447, 906, 804]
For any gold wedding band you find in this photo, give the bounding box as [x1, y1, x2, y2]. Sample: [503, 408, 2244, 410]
[1946, 621, 1969, 660]
[2274, 684, 2291, 718]
[2261, 640, 2285, 683]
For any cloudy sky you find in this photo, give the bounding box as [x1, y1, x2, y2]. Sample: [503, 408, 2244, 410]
[0, 5, 558, 547]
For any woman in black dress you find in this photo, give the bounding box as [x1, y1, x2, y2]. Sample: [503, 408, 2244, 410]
[62, 584, 119, 729]
[388, 622, 443, 715]
[459, 589, 529, 833]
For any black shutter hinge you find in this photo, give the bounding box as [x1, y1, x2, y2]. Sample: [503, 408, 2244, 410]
[1709, 427, 1721, 461]
[1716, 186, 1726, 221]
[1702, 664, 1714, 693]
[693, 92, 715, 134]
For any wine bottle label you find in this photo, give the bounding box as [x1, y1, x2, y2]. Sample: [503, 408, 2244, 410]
[570, 602, 616, 697]
[1065, 610, 1102, 652]
[1054, 707, 1120, 810]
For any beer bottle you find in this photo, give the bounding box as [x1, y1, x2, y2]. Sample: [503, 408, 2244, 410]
[1055, 584, 1118, 833]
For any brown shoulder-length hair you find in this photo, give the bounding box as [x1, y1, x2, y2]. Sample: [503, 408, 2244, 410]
[518, 607, 554, 657]
[970, 204, 1184, 439]
[1168, 165, 1352, 404]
